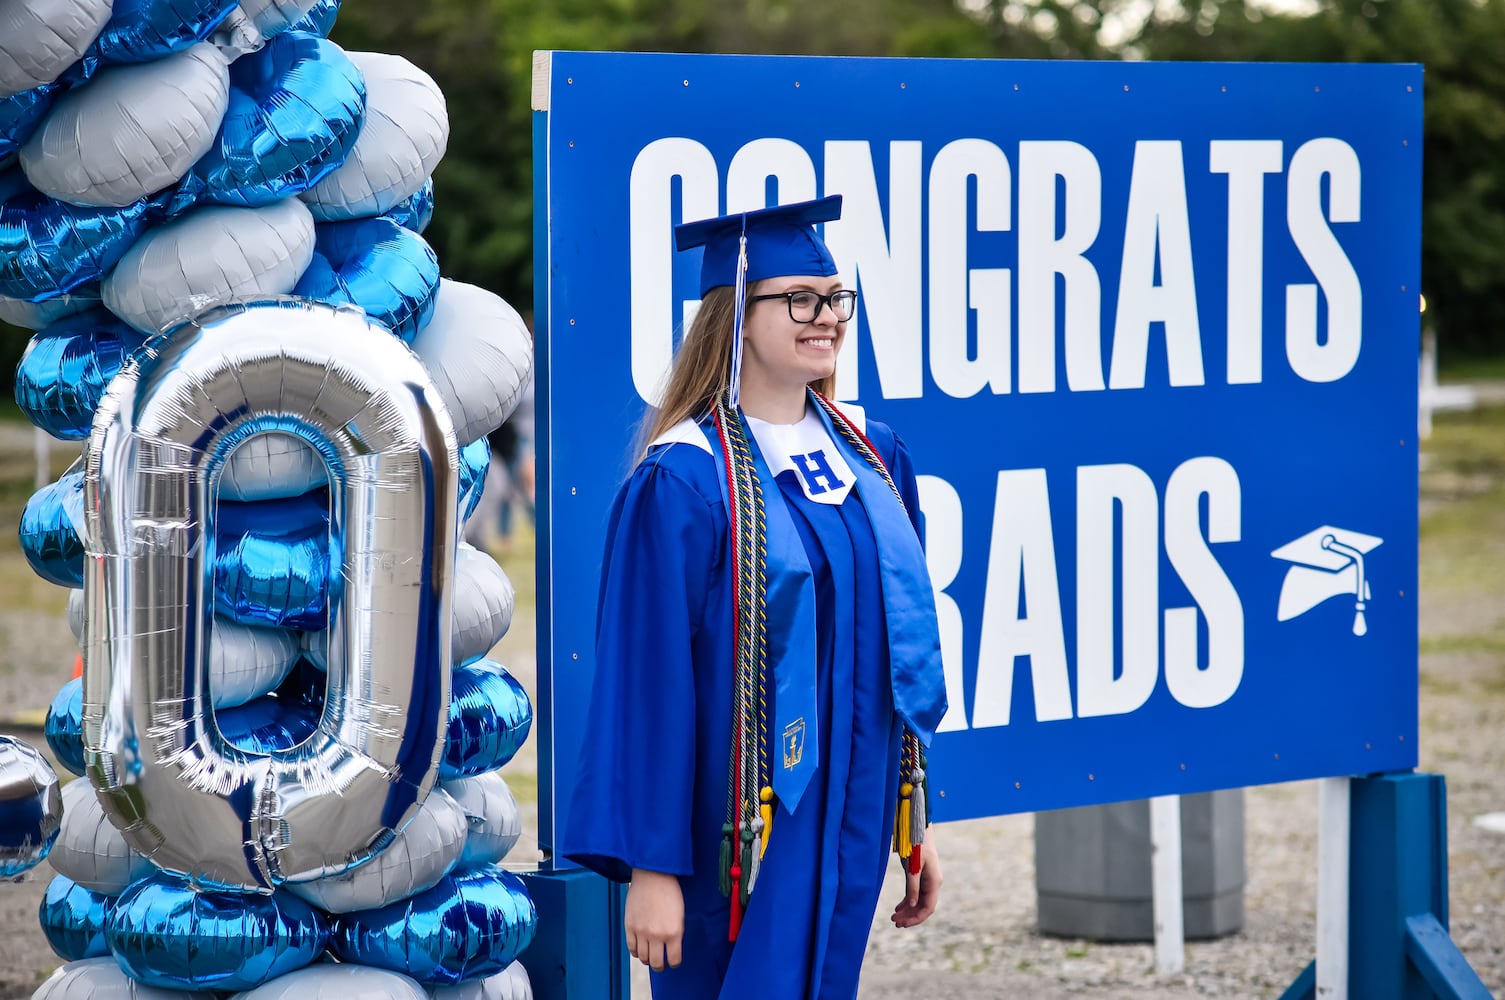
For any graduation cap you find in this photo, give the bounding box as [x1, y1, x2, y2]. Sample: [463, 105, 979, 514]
[674, 196, 843, 407]
[1271, 526, 1383, 636]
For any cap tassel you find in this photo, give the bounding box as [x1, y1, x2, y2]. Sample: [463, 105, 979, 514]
[728, 230, 749, 409]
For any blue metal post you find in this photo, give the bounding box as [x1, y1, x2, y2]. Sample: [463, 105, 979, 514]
[532, 81, 631, 1000]
[1282, 772, 1491, 999]
[518, 863, 631, 1000]
[1348, 773, 1491, 1000]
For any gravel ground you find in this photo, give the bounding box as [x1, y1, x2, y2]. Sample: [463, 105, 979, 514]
[1, 410, 1502, 1000]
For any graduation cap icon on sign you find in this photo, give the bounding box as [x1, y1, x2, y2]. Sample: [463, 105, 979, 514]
[1272, 526, 1383, 636]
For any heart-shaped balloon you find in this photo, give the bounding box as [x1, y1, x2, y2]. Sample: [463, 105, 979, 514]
[92, 0, 239, 65]
[293, 215, 440, 342]
[0, 167, 162, 302]
[194, 31, 365, 207]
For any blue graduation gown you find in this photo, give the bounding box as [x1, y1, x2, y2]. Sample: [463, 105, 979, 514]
[562, 413, 924, 1000]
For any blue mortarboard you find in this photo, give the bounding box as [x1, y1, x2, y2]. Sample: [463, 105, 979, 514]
[673, 196, 844, 407]
[675, 195, 843, 296]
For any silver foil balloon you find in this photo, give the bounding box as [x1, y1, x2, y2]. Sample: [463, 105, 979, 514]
[101, 197, 315, 334]
[281, 786, 467, 913]
[229, 962, 428, 1000]
[233, 0, 323, 39]
[442, 772, 522, 869]
[69, 589, 302, 709]
[0, 285, 101, 330]
[38, 872, 114, 960]
[300, 51, 447, 221]
[49, 778, 153, 894]
[81, 298, 458, 891]
[0, 736, 62, 878]
[221, 430, 326, 500]
[411, 279, 534, 445]
[32, 957, 218, 999]
[46, 677, 88, 776]
[451, 544, 515, 668]
[21, 43, 229, 208]
[441, 660, 533, 780]
[293, 216, 440, 342]
[194, 30, 365, 207]
[331, 865, 538, 986]
[0, 0, 112, 98]
[16, 308, 147, 440]
[428, 963, 533, 1000]
[106, 873, 328, 990]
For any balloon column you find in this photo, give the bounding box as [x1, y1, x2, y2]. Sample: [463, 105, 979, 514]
[9, 1, 539, 995]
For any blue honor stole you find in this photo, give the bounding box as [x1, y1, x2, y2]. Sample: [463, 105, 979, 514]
[700, 401, 947, 816]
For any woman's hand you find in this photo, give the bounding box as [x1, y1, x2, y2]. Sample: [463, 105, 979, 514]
[891, 835, 942, 929]
[625, 868, 684, 970]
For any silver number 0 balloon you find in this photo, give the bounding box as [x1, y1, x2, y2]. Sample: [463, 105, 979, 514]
[80, 300, 458, 892]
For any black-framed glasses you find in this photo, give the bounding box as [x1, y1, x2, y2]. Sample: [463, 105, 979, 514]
[748, 289, 858, 323]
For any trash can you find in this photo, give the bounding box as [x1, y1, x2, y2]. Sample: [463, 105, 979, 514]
[1034, 790, 1245, 941]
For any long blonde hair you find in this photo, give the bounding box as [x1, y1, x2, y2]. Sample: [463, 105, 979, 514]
[639, 283, 839, 455]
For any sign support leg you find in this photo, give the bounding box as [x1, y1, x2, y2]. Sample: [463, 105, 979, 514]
[1317, 776, 1350, 999]
[1150, 794, 1185, 974]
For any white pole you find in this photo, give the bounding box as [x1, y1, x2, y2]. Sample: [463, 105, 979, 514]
[1316, 777, 1351, 999]
[1149, 794, 1185, 974]
[1419, 325, 1437, 439]
[33, 427, 49, 490]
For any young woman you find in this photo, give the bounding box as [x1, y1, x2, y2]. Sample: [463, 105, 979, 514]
[563, 196, 948, 999]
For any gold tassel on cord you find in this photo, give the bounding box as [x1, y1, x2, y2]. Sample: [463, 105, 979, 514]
[896, 781, 914, 860]
[759, 786, 773, 856]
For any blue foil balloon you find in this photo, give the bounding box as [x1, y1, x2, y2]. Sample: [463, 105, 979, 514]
[93, 0, 239, 65]
[44, 676, 86, 777]
[217, 693, 321, 753]
[195, 31, 365, 207]
[0, 736, 62, 877]
[331, 865, 538, 986]
[215, 489, 340, 629]
[441, 660, 533, 780]
[293, 216, 440, 342]
[16, 309, 147, 440]
[289, 0, 341, 35]
[458, 437, 490, 521]
[107, 875, 329, 990]
[0, 83, 57, 161]
[20, 469, 85, 587]
[38, 874, 113, 961]
[383, 177, 434, 234]
[0, 168, 164, 302]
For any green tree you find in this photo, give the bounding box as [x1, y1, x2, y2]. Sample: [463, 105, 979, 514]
[1116, 0, 1505, 356]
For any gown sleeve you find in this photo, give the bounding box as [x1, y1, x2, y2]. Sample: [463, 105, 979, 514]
[561, 453, 719, 883]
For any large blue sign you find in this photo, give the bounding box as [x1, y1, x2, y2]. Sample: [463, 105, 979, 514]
[533, 52, 1421, 845]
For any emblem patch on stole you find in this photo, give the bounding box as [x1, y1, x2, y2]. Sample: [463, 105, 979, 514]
[782, 718, 806, 770]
